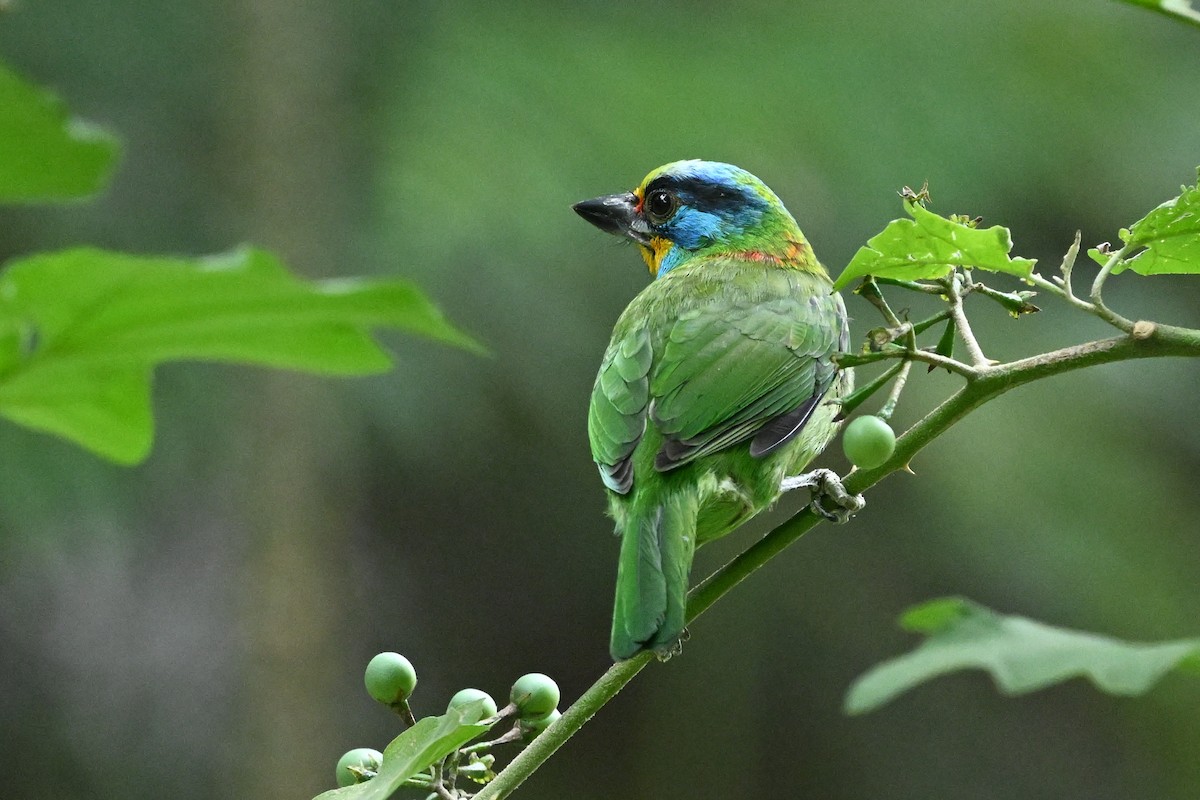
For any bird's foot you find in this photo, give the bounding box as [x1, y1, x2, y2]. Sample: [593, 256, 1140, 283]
[780, 468, 865, 524]
[653, 628, 689, 663]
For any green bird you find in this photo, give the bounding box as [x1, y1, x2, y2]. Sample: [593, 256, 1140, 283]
[573, 160, 854, 661]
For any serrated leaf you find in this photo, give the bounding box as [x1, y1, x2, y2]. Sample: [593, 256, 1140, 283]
[833, 200, 1036, 291]
[0, 247, 481, 463]
[0, 63, 119, 202]
[845, 597, 1200, 715]
[1110, 168, 1200, 275]
[313, 701, 494, 800]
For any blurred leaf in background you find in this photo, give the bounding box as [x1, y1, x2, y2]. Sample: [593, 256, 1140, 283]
[0, 246, 479, 463]
[0, 62, 118, 201]
[846, 597, 1200, 715]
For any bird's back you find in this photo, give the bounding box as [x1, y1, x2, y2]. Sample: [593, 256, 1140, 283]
[591, 255, 850, 538]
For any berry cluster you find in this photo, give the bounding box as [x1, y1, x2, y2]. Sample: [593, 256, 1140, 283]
[333, 652, 562, 794]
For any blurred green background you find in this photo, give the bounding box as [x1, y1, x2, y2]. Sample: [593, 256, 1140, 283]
[2, 1, 1199, 798]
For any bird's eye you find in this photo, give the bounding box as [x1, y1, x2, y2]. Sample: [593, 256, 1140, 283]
[644, 189, 678, 223]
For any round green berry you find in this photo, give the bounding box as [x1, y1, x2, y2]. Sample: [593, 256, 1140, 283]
[335, 747, 382, 787]
[509, 673, 560, 719]
[447, 688, 498, 719]
[364, 652, 417, 705]
[519, 708, 561, 740]
[842, 415, 897, 469]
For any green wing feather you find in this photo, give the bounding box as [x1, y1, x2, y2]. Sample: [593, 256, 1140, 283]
[649, 291, 841, 470]
[588, 262, 844, 493]
[587, 326, 651, 493]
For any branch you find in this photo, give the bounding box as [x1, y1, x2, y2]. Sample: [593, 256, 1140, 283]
[472, 319, 1200, 799]
[472, 656, 651, 800]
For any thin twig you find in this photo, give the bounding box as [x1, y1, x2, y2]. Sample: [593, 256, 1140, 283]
[1088, 244, 1137, 332]
[877, 359, 912, 422]
[429, 760, 458, 800]
[1059, 231, 1084, 303]
[910, 309, 953, 337]
[945, 272, 993, 367]
[872, 276, 947, 294]
[461, 727, 523, 755]
[837, 347, 977, 379]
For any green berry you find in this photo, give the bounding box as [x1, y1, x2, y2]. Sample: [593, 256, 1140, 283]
[842, 415, 897, 469]
[364, 652, 417, 705]
[447, 688, 498, 719]
[519, 708, 561, 740]
[510, 673, 560, 719]
[335, 748, 382, 787]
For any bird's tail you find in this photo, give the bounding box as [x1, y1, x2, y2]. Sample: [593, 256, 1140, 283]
[610, 491, 699, 661]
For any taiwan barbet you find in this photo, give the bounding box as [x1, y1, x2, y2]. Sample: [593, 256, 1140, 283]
[574, 160, 854, 661]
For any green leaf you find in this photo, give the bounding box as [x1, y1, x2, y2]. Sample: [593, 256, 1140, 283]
[0, 247, 482, 463]
[1108, 168, 1200, 275]
[1119, 0, 1200, 30]
[844, 597, 1200, 715]
[832, 199, 1036, 291]
[0, 63, 119, 202]
[313, 701, 494, 800]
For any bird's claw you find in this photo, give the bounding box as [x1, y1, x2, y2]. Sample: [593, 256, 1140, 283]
[653, 628, 689, 662]
[780, 468, 864, 524]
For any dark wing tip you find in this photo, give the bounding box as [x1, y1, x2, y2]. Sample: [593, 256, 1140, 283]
[653, 438, 694, 472]
[749, 395, 823, 457]
[600, 458, 634, 494]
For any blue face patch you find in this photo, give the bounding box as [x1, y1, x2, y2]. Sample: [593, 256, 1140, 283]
[661, 206, 726, 250]
[652, 187, 767, 265]
[641, 160, 783, 277]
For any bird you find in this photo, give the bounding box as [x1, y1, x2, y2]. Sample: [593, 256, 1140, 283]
[573, 160, 853, 661]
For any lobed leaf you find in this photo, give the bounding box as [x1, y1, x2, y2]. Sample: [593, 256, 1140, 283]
[313, 701, 495, 800]
[1100, 167, 1200, 275]
[0, 247, 481, 463]
[833, 199, 1035, 291]
[0, 63, 119, 202]
[845, 597, 1200, 714]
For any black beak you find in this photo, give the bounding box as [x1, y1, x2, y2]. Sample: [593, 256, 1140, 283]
[572, 191, 651, 245]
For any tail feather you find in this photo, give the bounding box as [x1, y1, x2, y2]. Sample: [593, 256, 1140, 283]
[610, 494, 698, 660]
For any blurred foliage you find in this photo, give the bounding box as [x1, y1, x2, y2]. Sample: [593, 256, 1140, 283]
[0, 246, 478, 463]
[0, 2, 1198, 800]
[846, 597, 1200, 715]
[0, 61, 117, 200]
